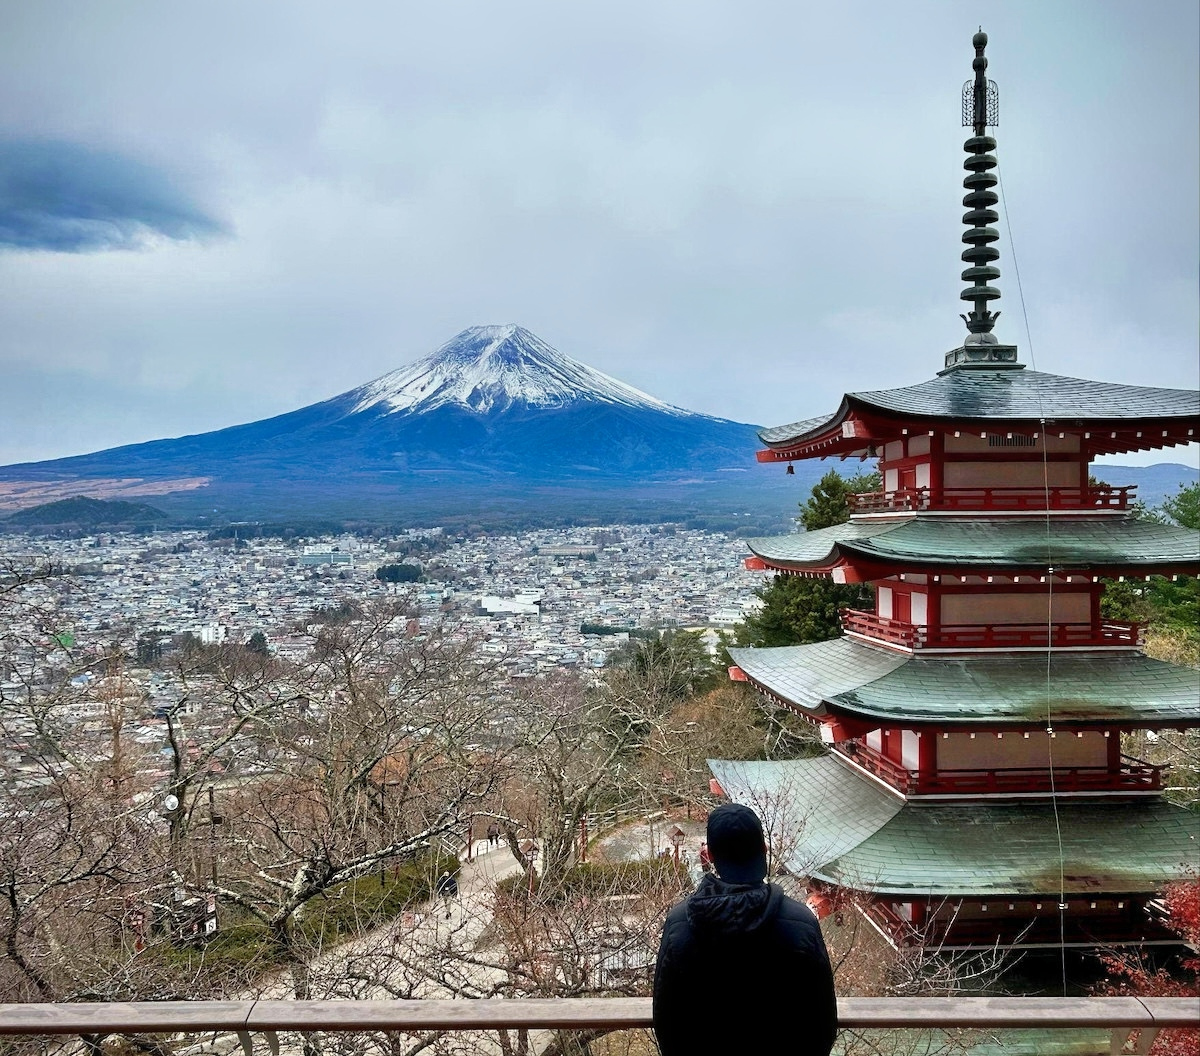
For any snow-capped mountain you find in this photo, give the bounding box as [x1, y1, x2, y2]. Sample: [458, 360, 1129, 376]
[349, 325, 691, 417]
[0, 325, 788, 524]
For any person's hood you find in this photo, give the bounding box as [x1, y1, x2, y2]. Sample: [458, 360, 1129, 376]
[685, 873, 783, 936]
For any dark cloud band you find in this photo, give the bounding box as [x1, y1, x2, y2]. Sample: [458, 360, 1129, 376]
[0, 139, 226, 252]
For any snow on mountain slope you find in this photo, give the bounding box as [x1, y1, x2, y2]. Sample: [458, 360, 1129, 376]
[348, 324, 697, 418]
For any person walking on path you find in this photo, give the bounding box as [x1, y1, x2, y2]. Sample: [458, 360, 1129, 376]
[486, 821, 501, 848]
[435, 870, 459, 919]
[652, 803, 838, 1056]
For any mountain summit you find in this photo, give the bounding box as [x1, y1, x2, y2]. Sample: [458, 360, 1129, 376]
[0, 325, 783, 524]
[349, 325, 690, 418]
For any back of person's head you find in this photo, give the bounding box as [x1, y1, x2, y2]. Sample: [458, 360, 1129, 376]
[706, 803, 768, 885]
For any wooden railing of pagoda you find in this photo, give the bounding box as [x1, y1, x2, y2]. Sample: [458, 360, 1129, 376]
[857, 899, 1186, 951]
[839, 609, 1145, 650]
[834, 744, 1165, 795]
[0, 997, 1194, 1051]
[848, 484, 1136, 513]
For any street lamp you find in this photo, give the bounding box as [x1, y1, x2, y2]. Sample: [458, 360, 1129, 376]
[669, 825, 685, 864]
[683, 721, 699, 819]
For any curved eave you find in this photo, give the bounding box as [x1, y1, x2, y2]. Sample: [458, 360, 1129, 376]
[755, 381, 1199, 463]
[838, 542, 1200, 580]
[838, 515, 1200, 575]
[751, 517, 1200, 579]
[817, 799, 1199, 897]
[709, 757, 1197, 897]
[728, 640, 1200, 729]
[745, 522, 904, 577]
[757, 402, 916, 463]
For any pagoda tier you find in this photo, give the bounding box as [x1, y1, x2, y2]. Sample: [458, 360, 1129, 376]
[727, 640, 1199, 797]
[709, 757, 1195, 950]
[744, 515, 1198, 655]
[745, 515, 1200, 579]
[728, 640, 1199, 731]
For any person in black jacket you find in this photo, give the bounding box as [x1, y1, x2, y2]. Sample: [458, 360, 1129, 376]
[652, 803, 838, 1056]
[435, 870, 459, 918]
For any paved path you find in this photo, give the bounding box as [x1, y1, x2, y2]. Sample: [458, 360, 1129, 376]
[200, 820, 689, 1055]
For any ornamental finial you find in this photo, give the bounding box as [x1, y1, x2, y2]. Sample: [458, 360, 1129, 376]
[958, 30, 1002, 344]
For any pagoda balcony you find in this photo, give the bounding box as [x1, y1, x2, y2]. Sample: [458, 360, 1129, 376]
[835, 743, 1165, 796]
[847, 484, 1136, 514]
[839, 609, 1144, 650]
[860, 898, 1184, 951]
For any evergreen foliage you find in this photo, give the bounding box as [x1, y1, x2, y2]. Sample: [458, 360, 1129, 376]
[800, 469, 881, 531]
[245, 631, 269, 655]
[6, 495, 168, 526]
[1162, 482, 1200, 530]
[739, 469, 879, 647]
[741, 575, 864, 647]
[1101, 483, 1199, 650]
[375, 562, 422, 583]
[608, 629, 724, 700]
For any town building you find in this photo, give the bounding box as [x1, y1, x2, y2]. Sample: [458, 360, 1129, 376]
[720, 32, 1200, 951]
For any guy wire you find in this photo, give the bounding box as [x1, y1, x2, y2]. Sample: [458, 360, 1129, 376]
[997, 154, 1069, 993]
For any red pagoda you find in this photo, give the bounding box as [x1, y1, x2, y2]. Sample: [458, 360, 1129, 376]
[719, 31, 1200, 951]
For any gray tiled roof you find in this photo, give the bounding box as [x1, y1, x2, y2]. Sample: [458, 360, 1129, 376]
[708, 757, 903, 874]
[729, 638, 907, 712]
[759, 414, 839, 445]
[729, 639, 1200, 724]
[710, 757, 1200, 895]
[746, 521, 903, 566]
[748, 516, 1200, 570]
[853, 369, 1200, 422]
[759, 369, 1199, 445]
[845, 517, 1200, 567]
[821, 796, 1199, 896]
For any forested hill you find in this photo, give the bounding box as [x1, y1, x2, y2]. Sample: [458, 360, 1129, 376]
[4, 496, 169, 527]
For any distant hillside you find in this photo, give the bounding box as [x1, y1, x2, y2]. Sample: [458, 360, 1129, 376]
[5, 495, 169, 527]
[1096, 463, 1199, 511]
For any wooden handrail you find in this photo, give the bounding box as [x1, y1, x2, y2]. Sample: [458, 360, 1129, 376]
[0, 997, 1194, 1034]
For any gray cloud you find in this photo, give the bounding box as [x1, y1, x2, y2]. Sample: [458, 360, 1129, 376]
[0, 139, 226, 251]
[0, 1, 1194, 469]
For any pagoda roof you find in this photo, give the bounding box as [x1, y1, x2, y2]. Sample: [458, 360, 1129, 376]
[746, 515, 1200, 575]
[709, 756, 1198, 896]
[727, 638, 1200, 727]
[758, 369, 1199, 459]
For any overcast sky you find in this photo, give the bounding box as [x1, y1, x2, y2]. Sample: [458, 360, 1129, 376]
[1, 0, 1197, 471]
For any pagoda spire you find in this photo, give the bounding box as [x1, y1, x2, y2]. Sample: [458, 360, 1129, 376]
[944, 30, 1019, 371]
[960, 31, 1002, 341]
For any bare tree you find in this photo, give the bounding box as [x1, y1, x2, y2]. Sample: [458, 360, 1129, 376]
[171, 601, 514, 1005]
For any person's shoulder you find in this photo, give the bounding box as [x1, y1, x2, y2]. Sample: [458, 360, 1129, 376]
[661, 897, 692, 934]
[773, 892, 823, 930]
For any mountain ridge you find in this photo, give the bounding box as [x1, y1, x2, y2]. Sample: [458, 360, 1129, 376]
[0, 326, 791, 524]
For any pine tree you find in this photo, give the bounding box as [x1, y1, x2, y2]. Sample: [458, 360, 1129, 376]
[739, 469, 879, 647]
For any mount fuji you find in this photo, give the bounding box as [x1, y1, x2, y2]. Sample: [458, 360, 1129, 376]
[0, 326, 800, 525]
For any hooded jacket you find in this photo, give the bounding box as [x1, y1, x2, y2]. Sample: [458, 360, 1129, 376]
[652, 874, 837, 1056]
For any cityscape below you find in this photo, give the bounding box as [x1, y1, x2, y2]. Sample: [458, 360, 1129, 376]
[1, 523, 764, 795]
